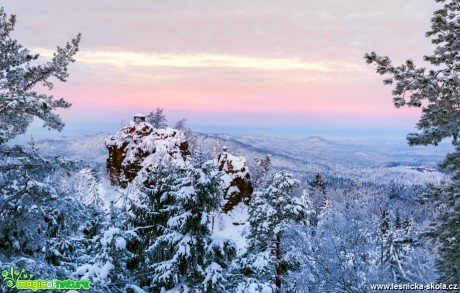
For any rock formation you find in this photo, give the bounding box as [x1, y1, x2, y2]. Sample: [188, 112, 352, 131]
[217, 146, 253, 212]
[106, 118, 253, 213]
[106, 119, 190, 188]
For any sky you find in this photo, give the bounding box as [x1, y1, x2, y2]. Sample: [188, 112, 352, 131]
[3, 0, 441, 139]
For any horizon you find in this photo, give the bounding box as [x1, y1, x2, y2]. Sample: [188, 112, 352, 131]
[3, 0, 441, 141]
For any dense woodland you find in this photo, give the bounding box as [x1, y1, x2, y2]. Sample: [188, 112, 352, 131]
[2, 1, 460, 292]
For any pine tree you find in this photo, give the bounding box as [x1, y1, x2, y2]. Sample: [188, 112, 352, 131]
[235, 172, 310, 293]
[365, 0, 460, 282]
[300, 190, 318, 228]
[424, 181, 460, 283]
[146, 108, 167, 129]
[0, 7, 80, 144]
[73, 168, 105, 206]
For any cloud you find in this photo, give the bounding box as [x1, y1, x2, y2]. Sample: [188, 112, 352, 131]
[35, 48, 367, 73]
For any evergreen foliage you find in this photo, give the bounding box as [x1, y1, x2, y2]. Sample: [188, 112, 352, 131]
[365, 0, 460, 282]
[76, 203, 138, 292]
[423, 181, 460, 283]
[251, 155, 272, 188]
[146, 108, 168, 129]
[0, 8, 80, 144]
[235, 172, 310, 292]
[309, 173, 327, 195]
[130, 157, 236, 292]
[0, 144, 102, 289]
[174, 118, 198, 154]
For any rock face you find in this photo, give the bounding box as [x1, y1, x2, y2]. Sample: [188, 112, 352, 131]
[106, 121, 253, 212]
[106, 121, 190, 188]
[217, 147, 253, 212]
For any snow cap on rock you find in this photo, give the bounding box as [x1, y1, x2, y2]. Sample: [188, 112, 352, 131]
[133, 113, 145, 123]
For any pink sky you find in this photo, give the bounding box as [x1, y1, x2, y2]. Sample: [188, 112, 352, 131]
[3, 0, 440, 138]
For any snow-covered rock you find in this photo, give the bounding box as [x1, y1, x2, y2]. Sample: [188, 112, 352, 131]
[216, 147, 253, 212]
[105, 121, 190, 188]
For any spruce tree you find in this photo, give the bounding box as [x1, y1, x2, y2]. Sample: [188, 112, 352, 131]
[235, 172, 310, 293]
[131, 157, 236, 292]
[128, 163, 178, 287]
[309, 173, 326, 195]
[76, 202, 137, 293]
[308, 173, 329, 218]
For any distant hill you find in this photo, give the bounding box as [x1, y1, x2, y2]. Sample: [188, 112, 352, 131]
[35, 131, 451, 186]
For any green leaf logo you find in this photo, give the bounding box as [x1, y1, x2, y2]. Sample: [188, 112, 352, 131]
[1, 265, 34, 288]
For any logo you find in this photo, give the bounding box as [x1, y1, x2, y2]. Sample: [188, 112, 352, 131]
[1, 265, 90, 291]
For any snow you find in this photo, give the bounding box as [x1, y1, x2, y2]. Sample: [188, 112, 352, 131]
[5, 129, 452, 291]
[76, 261, 114, 282]
[228, 154, 246, 171]
[115, 237, 127, 250]
[167, 212, 192, 228]
[98, 262, 114, 280]
[213, 202, 249, 250]
[227, 185, 240, 195]
[203, 262, 223, 287]
[125, 285, 146, 293]
[101, 227, 120, 246]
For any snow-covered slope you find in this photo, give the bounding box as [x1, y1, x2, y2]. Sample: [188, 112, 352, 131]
[195, 133, 451, 186]
[35, 131, 451, 188]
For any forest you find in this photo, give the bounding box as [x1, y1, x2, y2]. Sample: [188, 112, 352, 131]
[2, 1, 460, 292]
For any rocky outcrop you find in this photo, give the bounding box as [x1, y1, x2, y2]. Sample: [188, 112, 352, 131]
[106, 121, 190, 188]
[217, 147, 253, 212]
[106, 121, 252, 212]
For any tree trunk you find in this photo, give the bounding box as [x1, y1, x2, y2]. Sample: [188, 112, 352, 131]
[276, 234, 282, 293]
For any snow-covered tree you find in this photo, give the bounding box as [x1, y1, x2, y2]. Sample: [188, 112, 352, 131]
[307, 173, 329, 223]
[0, 144, 101, 285]
[379, 208, 391, 267]
[309, 173, 326, 195]
[365, 0, 460, 148]
[251, 155, 272, 188]
[0, 7, 80, 144]
[0, 8, 83, 277]
[365, 0, 460, 282]
[378, 209, 416, 283]
[423, 181, 460, 283]
[235, 172, 310, 293]
[300, 190, 317, 229]
[131, 157, 236, 292]
[285, 193, 379, 292]
[174, 118, 198, 154]
[128, 163, 178, 287]
[76, 219, 137, 292]
[146, 108, 167, 129]
[174, 118, 187, 131]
